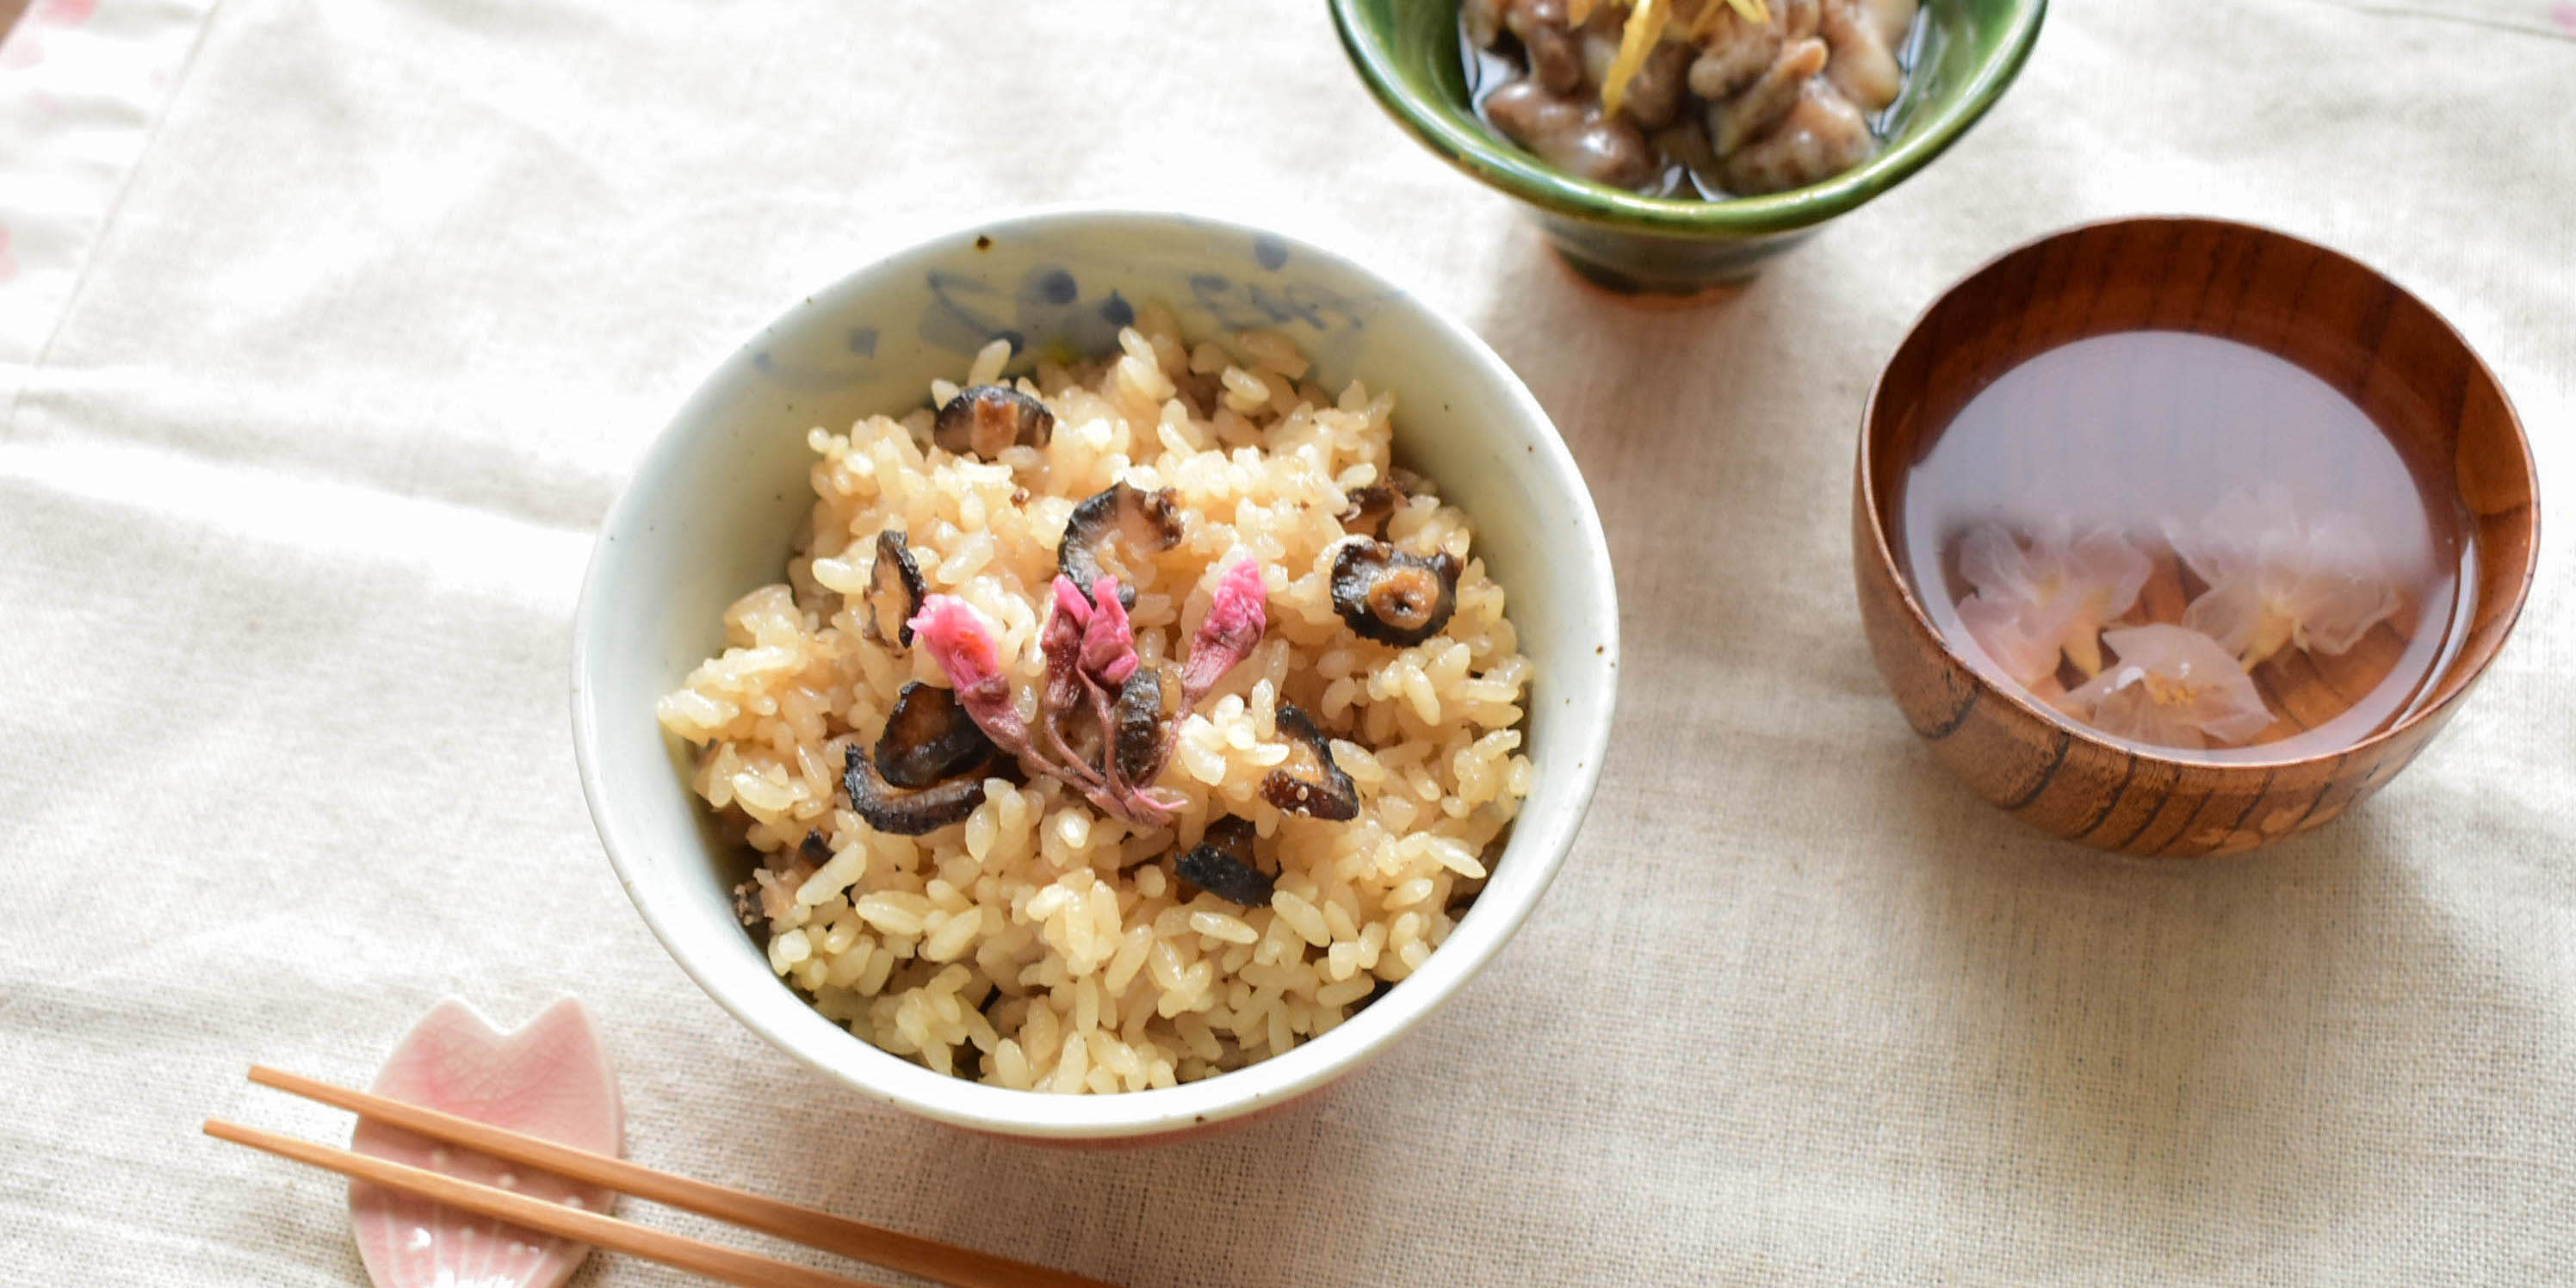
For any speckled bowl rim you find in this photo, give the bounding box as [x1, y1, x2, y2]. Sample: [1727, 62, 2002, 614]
[1855, 214, 2542, 777]
[571, 207, 1621, 1140]
[1329, 0, 2048, 236]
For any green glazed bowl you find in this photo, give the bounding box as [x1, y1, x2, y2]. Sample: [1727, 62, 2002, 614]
[1330, 0, 2047, 294]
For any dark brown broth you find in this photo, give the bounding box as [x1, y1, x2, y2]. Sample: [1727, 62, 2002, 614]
[1895, 331, 2475, 760]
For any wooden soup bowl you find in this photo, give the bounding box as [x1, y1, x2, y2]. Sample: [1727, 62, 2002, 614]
[1853, 217, 2539, 856]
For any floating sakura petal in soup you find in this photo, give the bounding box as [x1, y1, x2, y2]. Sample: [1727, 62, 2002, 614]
[1951, 519, 2152, 685]
[2065, 624, 2274, 749]
[1955, 594, 2065, 691]
[349, 998, 622, 1288]
[2165, 485, 2404, 666]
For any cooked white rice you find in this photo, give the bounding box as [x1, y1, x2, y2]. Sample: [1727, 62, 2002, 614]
[657, 307, 1533, 1092]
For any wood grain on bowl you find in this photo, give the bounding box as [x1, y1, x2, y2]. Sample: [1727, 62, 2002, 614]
[1854, 217, 2538, 856]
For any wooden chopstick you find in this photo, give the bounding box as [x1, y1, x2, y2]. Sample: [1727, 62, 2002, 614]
[236, 1066, 1118, 1288]
[206, 1117, 885, 1288]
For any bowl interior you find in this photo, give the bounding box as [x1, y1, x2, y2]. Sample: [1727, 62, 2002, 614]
[1861, 216, 2539, 765]
[572, 210, 1618, 1138]
[1331, 0, 2049, 234]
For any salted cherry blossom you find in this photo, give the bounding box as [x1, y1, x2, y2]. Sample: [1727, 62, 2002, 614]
[1952, 519, 2152, 685]
[919, 589, 1177, 827]
[2064, 624, 2274, 749]
[1038, 577, 1105, 784]
[908, 594, 1031, 751]
[908, 562, 1273, 831]
[1078, 575, 1141, 688]
[1179, 556, 1268, 708]
[2165, 485, 2402, 666]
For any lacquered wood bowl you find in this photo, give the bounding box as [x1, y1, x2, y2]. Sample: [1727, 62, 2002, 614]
[1854, 217, 2539, 856]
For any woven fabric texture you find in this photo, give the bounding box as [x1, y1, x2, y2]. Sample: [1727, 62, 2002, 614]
[3, 1, 2570, 1283]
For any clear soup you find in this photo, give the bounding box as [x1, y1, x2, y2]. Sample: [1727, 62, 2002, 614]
[1897, 331, 2477, 760]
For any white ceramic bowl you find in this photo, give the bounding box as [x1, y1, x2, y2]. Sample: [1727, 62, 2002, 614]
[571, 208, 1618, 1142]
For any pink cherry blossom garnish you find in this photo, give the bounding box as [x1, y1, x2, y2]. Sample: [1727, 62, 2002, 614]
[1047, 574, 1093, 632]
[2164, 485, 2403, 666]
[1180, 556, 1269, 708]
[349, 998, 622, 1288]
[909, 595, 1004, 691]
[1078, 575, 1140, 687]
[891, 562, 1271, 833]
[909, 594, 1036, 749]
[1953, 519, 2152, 685]
[1037, 577, 1099, 781]
[2064, 624, 2274, 749]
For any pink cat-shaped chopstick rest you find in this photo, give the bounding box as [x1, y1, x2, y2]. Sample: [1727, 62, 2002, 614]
[348, 998, 623, 1288]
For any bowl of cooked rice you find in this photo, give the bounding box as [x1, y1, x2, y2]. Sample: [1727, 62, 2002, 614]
[572, 209, 1618, 1141]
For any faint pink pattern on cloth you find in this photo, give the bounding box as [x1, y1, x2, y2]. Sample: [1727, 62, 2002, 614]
[2553, 2, 2576, 35]
[3, 0, 102, 69]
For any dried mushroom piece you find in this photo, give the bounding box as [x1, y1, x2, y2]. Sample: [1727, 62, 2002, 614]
[1260, 704, 1360, 821]
[1329, 540, 1462, 647]
[1058, 482, 1181, 610]
[932, 384, 1054, 458]
[842, 742, 987, 836]
[1338, 468, 1436, 539]
[862, 529, 926, 648]
[1112, 666, 1170, 789]
[1174, 814, 1273, 907]
[873, 682, 999, 789]
[1336, 484, 1404, 539]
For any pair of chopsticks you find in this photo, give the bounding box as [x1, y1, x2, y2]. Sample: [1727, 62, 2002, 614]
[206, 1065, 1118, 1288]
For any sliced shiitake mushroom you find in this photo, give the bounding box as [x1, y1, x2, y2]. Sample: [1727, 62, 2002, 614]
[843, 742, 987, 836]
[1335, 484, 1404, 540]
[873, 682, 998, 789]
[862, 529, 926, 648]
[1174, 814, 1273, 907]
[932, 384, 1054, 458]
[1260, 704, 1360, 821]
[1329, 540, 1461, 647]
[1112, 666, 1170, 788]
[1057, 482, 1181, 610]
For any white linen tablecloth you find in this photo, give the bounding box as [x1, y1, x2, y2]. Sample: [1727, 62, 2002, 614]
[4, 1, 2571, 1283]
